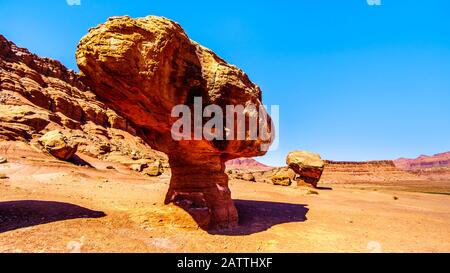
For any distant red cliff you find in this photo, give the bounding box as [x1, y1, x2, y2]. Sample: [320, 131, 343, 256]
[320, 160, 422, 183]
[395, 152, 450, 170]
[226, 158, 274, 171]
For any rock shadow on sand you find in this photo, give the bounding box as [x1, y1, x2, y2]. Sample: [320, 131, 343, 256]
[209, 200, 309, 236]
[0, 200, 106, 233]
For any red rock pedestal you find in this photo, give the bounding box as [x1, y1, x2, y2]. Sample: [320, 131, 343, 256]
[165, 154, 238, 230]
[76, 16, 273, 230]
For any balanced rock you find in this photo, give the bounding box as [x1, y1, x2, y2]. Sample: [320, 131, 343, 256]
[287, 151, 324, 188]
[76, 16, 273, 229]
[38, 130, 78, 161]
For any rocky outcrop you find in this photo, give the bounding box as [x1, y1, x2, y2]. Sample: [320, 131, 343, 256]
[227, 170, 257, 182]
[143, 160, 163, 177]
[286, 151, 325, 188]
[38, 130, 77, 160]
[0, 34, 167, 168]
[395, 152, 450, 170]
[76, 16, 273, 229]
[272, 168, 296, 186]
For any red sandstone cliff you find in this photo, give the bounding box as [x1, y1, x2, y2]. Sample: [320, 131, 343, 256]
[395, 152, 450, 170]
[0, 34, 167, 167]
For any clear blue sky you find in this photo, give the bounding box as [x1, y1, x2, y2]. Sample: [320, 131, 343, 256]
[1, 0, 449, 166]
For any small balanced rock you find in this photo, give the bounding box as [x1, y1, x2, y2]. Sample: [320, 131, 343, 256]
[287, 150, 325, 188]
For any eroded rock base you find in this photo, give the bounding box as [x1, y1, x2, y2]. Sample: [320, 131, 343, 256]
[164, 155, 238, 230]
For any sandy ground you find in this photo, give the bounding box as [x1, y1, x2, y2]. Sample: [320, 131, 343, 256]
[0, 142, 449, 253]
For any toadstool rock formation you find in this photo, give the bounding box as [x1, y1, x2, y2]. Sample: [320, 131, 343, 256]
[76, 16, 273, 229]
[287, 150, 324, 188]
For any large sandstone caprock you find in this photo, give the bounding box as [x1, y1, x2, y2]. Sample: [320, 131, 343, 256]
[76, 16, 273, 229]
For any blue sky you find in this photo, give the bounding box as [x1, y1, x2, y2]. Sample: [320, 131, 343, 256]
[1, 0, 449, 166]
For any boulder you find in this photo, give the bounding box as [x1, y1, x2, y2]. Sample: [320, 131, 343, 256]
[287, 150, 324, 188]
[143, 160, 163, 177]
[272, 168, 295, 186]
[0, 157, 7, 164]
[242, 173, 256, 182]
[38, 130, 78, 160]
[76, 16, 274, 229]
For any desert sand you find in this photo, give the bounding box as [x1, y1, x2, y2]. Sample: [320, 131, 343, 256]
[1, 141, 449, 253]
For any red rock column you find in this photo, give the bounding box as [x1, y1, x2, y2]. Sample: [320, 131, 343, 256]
[164, 153, 238, 230]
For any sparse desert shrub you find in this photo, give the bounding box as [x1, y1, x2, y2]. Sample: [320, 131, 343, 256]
[393, 196, 399, 200]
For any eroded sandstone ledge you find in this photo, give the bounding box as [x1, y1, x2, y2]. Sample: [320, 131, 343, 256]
[0, 34, 167, 165]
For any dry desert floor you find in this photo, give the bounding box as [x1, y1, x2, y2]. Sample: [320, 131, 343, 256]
[1, 142, 449, 253]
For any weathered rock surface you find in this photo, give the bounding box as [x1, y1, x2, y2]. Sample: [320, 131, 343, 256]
[287, 151, 325, 188]
[272, 168, 296, 186]
[76, 16, 273, 229]
[241, 173, 256, 182]
[228, 170, 257, 182]
[143, 160, 163, 177]
[0, 34, 167, 168]
[38, 130, 77, 160]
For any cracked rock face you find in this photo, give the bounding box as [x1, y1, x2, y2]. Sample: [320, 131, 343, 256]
[76, 16, 273, 229]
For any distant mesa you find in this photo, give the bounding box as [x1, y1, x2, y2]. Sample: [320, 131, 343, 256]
[320, 159, 423, 184]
